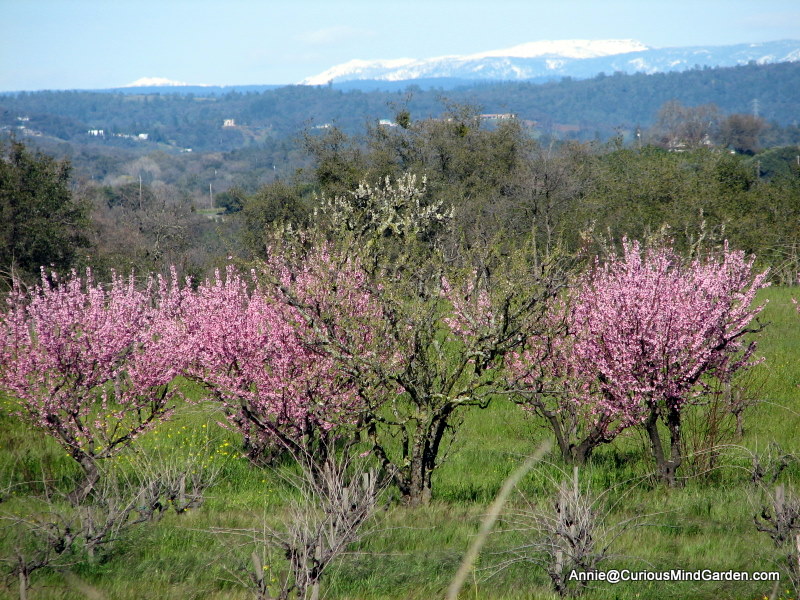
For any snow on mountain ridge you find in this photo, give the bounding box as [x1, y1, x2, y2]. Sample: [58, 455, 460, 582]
[300, 39, 645, 84]
[303, 58, 417, 85]
[464, 39, 649, 60]
[123, 77, 209, 87]
[300, 39, 800, 85]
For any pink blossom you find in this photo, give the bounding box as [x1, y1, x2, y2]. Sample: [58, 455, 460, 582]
[513, 240, 769, 443]
[0, 268, 178, 463]
[175, 248, 383, 456]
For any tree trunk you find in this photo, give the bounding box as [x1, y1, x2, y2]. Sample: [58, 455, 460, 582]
[665, 405, 683, 486]
[250, 551, 273, 600]
[645, 405, 682, 487]
[545, 411, 577, 464]
[570, 438, 596, 465]
[309, 542, 322, 600]
[545, 410, 610, 465]
[405, 446, 433, 507]
[398, 407, 454, 507]
[68, 453, 99, 505]
[735, 410, 745, 439]
[19, 569, 28, 600]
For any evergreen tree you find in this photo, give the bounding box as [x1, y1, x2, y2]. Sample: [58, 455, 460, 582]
[0, 140, 90, 281]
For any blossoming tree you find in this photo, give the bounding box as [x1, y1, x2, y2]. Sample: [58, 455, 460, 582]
[269, 175, 567, 506]
[519, 240, 769, 484]
[0, 269, 180, 502]
[175, 256, 379, 465]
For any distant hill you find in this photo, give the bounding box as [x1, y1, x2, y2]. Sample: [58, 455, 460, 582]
[2, 61, 798, 154]
[98, 84, 283, 96]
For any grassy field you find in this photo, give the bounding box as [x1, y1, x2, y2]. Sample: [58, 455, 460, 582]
[1, 288, 799, 600]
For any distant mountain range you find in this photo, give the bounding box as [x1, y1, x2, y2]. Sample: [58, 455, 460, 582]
[105, 39, 800, 96]
[123, 77, 206, 88]
[300, 39, 800, 85]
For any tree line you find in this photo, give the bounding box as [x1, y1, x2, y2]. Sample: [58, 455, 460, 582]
[2, 100, 800, 287]
[2, 60, 800, 154]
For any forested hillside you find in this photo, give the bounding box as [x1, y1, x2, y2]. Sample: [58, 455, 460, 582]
[3, 99, 799, 285]
[2, 61, 799, 155]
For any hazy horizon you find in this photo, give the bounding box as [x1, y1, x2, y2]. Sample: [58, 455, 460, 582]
[2, 0, 799, 92]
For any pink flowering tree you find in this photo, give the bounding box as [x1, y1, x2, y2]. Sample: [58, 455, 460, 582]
[266, 240, 565, 506]
[176, 255, 379, 466]
[275, 175, 569, 506]
[0, 269, 181, 502]
[525, 240, 769, 484]
[509, 307, 621, 466]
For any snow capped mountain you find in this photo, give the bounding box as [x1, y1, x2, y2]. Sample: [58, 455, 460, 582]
[462, 39, 649, 60]
[300, 39, 800, 85]
[301, 39, 645, 85]
[304, 58, 418, 86]
[123, 77, 208, 87]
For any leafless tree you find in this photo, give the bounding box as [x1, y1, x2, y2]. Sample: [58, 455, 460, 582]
[1, 441, 221, 599]
[211, 447, 385, 600]
[1, 473, 144, 599]
[719, 113, 767, 155]
[488, 466, 650, 596]
[125, 437, 223, 517]
[750, 446, 800, 592]
[507, 140, 595, 256]
[650, 100, 721, 150]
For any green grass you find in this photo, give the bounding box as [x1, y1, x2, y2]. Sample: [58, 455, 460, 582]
[1, 288, 799, 599]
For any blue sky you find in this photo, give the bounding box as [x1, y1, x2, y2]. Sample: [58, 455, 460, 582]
[2, 0, 799, 91]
